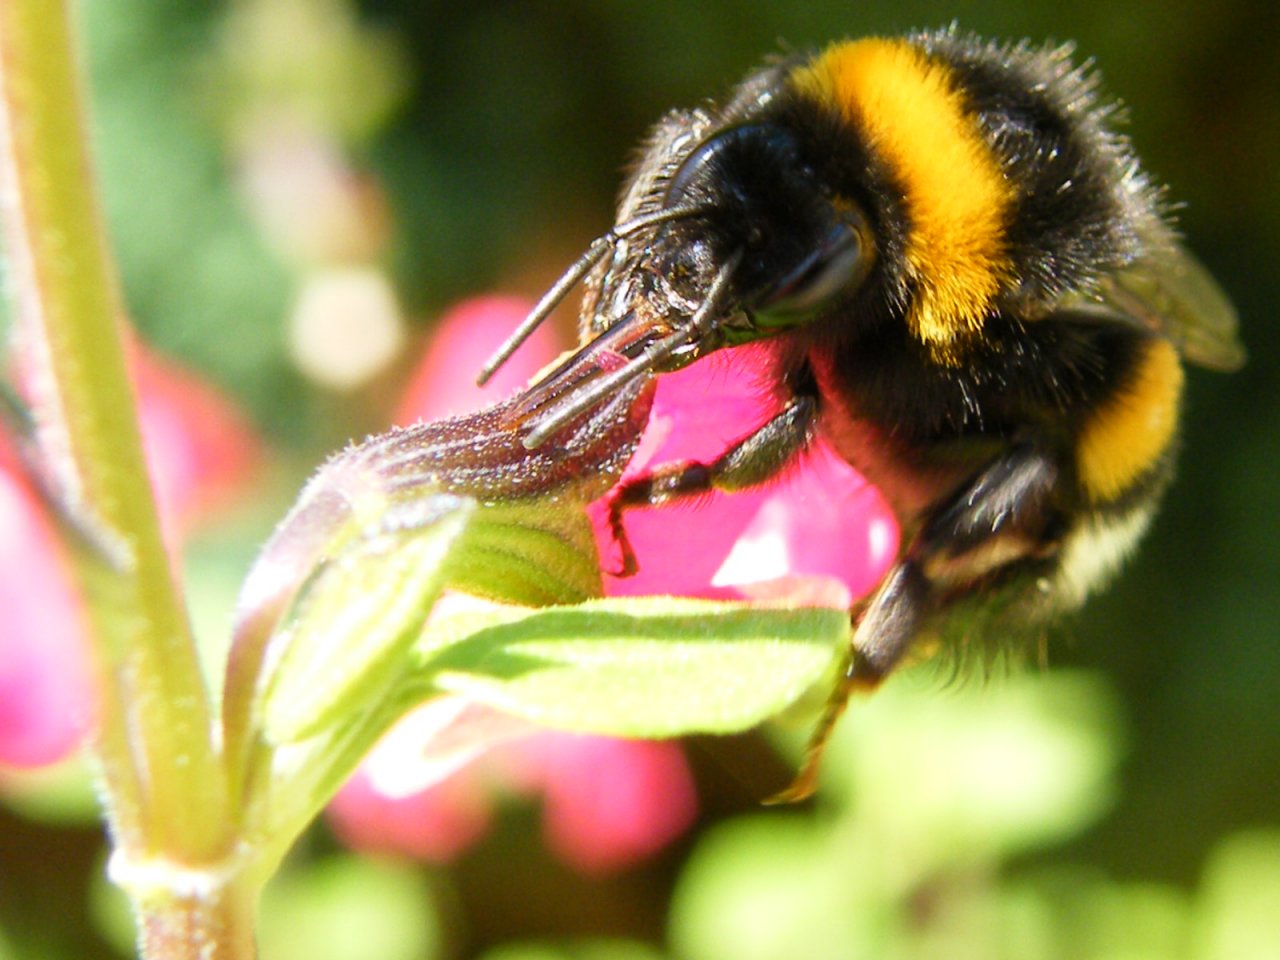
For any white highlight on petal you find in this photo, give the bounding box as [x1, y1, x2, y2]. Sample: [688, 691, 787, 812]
[868, 514, 897, 566]
[711, 500, 792, 587]
[363, 696, 535, 799]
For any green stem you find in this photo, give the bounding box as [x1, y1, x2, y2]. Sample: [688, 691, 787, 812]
[0, 0, 236, 935]
[115, 849, 263, 960]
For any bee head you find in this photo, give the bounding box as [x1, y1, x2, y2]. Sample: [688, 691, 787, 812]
[481, 119, 876, 447]
[652, 123, 874, 336]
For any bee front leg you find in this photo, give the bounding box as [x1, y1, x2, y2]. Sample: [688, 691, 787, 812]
[604, 395, 817, 574]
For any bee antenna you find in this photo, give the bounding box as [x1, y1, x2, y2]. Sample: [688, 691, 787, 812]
[521, 247, 741, 449]
[476, 237, 611, 387]
[475, 204, 710, 386]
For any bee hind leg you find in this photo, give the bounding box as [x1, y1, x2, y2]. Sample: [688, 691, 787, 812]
[767, 559, 931, 803]
[774, 442, 1065, 802]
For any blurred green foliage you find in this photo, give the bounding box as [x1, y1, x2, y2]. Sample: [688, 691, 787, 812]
[669, 676, 1280, 960]
[2, 0, 1278, 957]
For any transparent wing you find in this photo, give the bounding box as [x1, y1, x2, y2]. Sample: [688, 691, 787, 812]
[1090, 242, 1246, 372]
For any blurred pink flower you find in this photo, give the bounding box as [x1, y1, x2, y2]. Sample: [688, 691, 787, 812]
[0, 436, 95, 767]
[330, 294, 899, 874]
[0, 341, 261, 769]
[129, 340, 263, 539]
[327, 695, 697, 874]
[327, 697, 497, 862]
[395, 294, 564, 424]
[516, 732, 698, 874]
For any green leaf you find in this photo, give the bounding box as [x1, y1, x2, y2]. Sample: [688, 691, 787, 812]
[417, 597, 849, 738]
[254, 490, 605, 746]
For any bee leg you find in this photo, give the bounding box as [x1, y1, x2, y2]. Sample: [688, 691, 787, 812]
[767, 560, 930, 802]
[774, 443, 1063, 802]
[871, 441, 1062, 671]
[916, 442, 1063, 563]
[601, 502, 640, 578]
[605, 395, 817, 569]
[618, 394, 816, 503]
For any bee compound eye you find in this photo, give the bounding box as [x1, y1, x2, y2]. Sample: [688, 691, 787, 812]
[754, 214, 873, 320]
[664, 123, 798, 209]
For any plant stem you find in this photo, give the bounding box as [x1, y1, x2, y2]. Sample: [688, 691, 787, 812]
[125, 859, 261, 960]
[0, 2, 246, 956]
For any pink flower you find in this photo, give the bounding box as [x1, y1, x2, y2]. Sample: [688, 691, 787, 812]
[326, 697, 499, 862]
[332, 296, 700, 873]
[395, 294, 565, 424]
[330, 294, 899, 874]
[0, 436, 95, 767]
[327, 696, 697, 874]
[590, 341, 899, 605]
[0, 341, 261, 769]
[128, 341, 263, 539]
[516, 732, 698, 874]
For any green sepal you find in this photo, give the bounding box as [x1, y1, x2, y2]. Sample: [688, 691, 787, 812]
[443, 498, 603, 607]
[260, 495, 475, 745]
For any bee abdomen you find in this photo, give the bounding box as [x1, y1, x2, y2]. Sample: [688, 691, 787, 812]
[1074, 336, 1184, 506]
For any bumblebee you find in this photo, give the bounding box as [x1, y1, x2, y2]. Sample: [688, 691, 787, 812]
[480, 28, 1244, 796]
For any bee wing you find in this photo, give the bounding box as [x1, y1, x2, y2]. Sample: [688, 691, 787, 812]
[1089, 242, 1245, 372]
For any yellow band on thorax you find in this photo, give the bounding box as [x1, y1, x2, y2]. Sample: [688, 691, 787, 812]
[793, 38, 1015, 361]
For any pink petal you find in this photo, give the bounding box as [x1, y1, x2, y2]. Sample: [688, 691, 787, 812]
[328, 759, 493, 863]
[590, 342, 899, 603]
[327, 693, 539, 862]
[0, 442, 95, 767]
[526, 735, 698, 875]
[128, 341, 263, 537]
[395, 299, 898, 602]
[396, 295, 565, 424]
[359, 694, 542, 799]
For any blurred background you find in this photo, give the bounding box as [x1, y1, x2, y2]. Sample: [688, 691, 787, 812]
[1, 0, 1277, 957]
